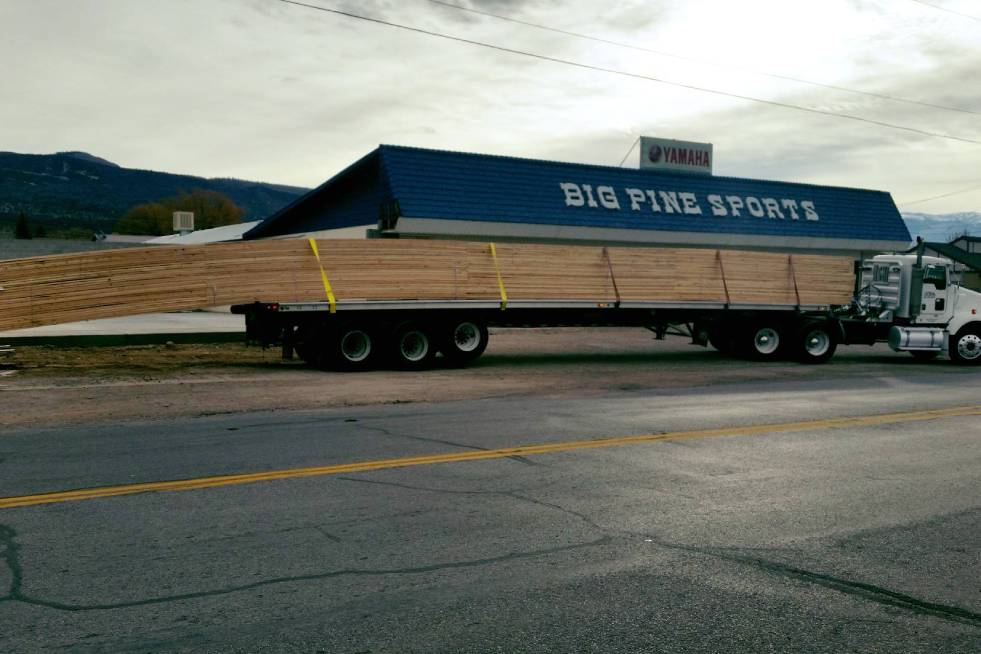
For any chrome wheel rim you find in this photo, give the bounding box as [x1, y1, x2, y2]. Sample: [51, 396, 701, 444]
[957, 334, 981, 360]
[340, 330, 371, 362]
[453, 322, 481, 352]
[400, 331, 429, 362]
[804, 330, 830, 357]
[753, 327, 780, 355]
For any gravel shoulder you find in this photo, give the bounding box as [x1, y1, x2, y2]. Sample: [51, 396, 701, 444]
[0, 327, 971, 429]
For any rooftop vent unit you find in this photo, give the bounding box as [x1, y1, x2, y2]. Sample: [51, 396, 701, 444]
[173, 211, 194, 235]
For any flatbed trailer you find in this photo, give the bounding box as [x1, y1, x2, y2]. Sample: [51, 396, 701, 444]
[233, 244, 981, 370]
[233, 298, 842, 369]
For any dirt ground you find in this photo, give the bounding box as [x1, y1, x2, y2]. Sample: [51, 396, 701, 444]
[0, 327, 968, 429]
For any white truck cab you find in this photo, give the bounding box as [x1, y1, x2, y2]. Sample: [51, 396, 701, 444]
[858, 253, 981, 363]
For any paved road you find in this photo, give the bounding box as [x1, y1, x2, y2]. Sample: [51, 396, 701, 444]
[1, 372, 979, 652]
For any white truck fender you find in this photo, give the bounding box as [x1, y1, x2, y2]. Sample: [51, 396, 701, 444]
[949, 286, 981, 335]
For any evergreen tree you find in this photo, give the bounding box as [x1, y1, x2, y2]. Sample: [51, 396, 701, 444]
[14, 213, 32, 239]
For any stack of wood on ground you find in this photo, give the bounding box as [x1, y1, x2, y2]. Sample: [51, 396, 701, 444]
[0, 239, 855, 332]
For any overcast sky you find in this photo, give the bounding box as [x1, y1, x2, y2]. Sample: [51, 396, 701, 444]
[2, 0, 980, 213]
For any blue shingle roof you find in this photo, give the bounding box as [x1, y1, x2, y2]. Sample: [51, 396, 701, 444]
[246, 145, 911, 245]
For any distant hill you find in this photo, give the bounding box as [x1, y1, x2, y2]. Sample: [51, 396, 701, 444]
[56, 151, 121, 168]
[2, 151, 976, 244]
[0, 150, 308, 233]
[902, 212, 981, 243]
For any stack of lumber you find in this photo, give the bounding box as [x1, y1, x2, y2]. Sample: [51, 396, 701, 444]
[0, 238, 855, 332]
[480, 244, 618, 302]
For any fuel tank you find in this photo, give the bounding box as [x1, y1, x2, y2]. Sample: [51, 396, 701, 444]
[888, 325, 946, 351]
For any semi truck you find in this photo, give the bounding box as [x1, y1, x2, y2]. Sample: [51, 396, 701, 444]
[233, 242, 981, 369]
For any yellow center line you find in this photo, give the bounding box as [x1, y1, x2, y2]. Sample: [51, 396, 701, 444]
[2, 404, 978, 510]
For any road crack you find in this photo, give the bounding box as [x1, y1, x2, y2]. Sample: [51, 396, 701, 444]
[334, 477, 606, 534]
[0, 524, 24, 603]
[637, 534, 981, 629]
[335, 476, 536, 497]
[0, 524, 610, 612]
[358, 424, 541, 467]
[726, 553, 981, 628]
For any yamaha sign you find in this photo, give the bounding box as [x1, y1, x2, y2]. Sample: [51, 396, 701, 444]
[640, 136, 713, 175]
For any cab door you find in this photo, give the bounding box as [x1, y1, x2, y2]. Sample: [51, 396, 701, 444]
[918, 264, 954, 324]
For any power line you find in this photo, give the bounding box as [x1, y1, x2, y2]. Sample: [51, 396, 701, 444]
[898, 182, 981, 206]
[617, 136, 640, 167]
[276, 0, 981, 146]
[908, 0, 981, 22]
[425, 0, 981, 117]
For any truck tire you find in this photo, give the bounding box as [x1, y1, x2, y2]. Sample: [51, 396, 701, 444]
[741, 323, 784, 360]
[321, 323, 376, 371]
[949, 326, 981, 365]
[439, 319, 488, 366]
[294, 325, 324, 366]
[792, 320, 837, 364]
[707, 323, 736, 355]
[295, 340, 321, 366]
[389, 322, 437, 370]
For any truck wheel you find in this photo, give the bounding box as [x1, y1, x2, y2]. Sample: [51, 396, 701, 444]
[949, 326, 981, 365]
[390, 322, 436, 370]
[322, 324, 376, 371]
[793, 320, 837, 364]
[294, 325, 324, 366]
[295, 340, 321, 366]
[742, 323, 784, 360]
[707, 326, 736, 355]
[440, 319, 488, 366]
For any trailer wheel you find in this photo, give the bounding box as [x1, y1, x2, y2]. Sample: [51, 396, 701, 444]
[321, 324, 376, 371]
[793, 320, 837, 364]
[390, 322, 436, 370]
[707, 332, 733, 355]
[439, 319, 488, 366]
[949, 326, 981, 365]
[294, 325, 324, 366]
[295, 340, 321, 366]
[742, 323, 784, 360]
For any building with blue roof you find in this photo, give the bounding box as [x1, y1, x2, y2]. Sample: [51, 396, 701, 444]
[245, 145, 912, 258]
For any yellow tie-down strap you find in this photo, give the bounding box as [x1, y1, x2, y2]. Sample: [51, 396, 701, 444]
[489, 242, 508, 310]
[308, 238, 337, 314]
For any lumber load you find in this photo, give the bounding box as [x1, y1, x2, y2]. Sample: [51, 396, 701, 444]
[0, 238, 855, 332]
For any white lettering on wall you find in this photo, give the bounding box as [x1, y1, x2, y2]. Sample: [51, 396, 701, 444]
[658, 191, 682, 214]
[707, 194, 727, 217]
[557, 182, 820, 222]
[679, 192, 702, 215]
[597, 185, 620, 210]
[801, 201, 819, 221]
[560, 183, 584, 207]
[581, 184, 599, 208]
[761, 198, 784, 219]
[725, 196, 744, 216]
[625, 188, 647, 211]
[745, 197, 765, 218]
[644, 190, 663, 213]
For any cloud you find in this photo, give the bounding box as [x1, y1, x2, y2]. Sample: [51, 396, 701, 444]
[0, 0, 978, 213]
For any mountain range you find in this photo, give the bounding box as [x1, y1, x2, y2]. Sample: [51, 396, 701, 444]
[0, 150, 308, 233]
[0, 150, 977, 241]
[900, 212, 981, 243]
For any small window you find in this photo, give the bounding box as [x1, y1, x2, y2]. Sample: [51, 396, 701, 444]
[873, 265, 890, 283]
[923, 264, 947, 290]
